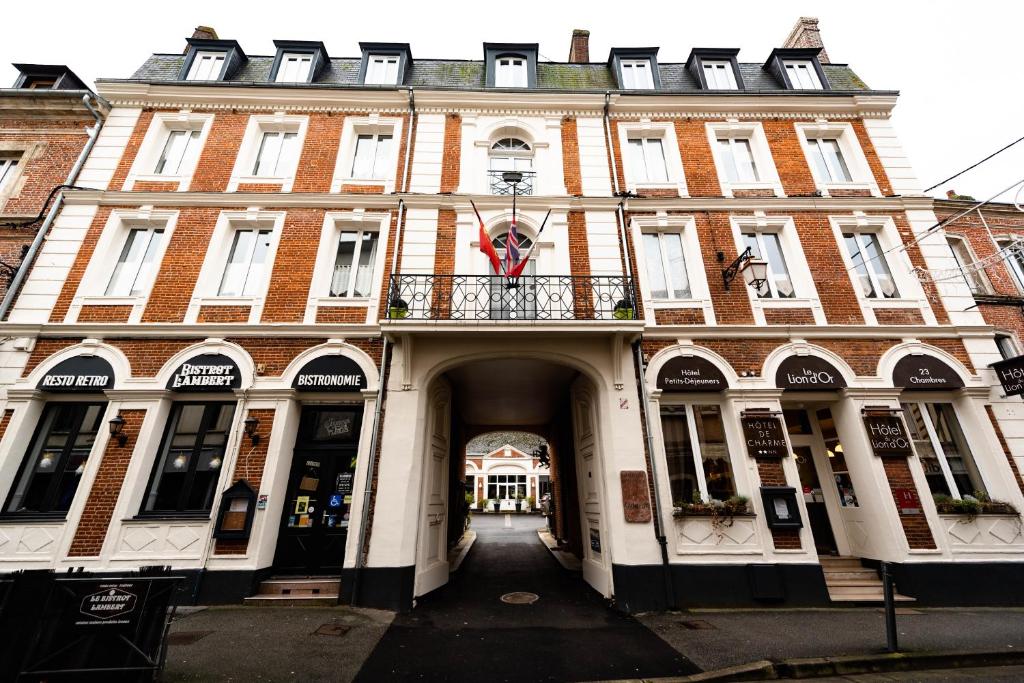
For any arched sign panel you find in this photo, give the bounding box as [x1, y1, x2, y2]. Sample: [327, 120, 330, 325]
[292, 355, 367, 392]
[167, 354, 242, 392]
[656, 356, 728, 392]
[38, 356, 115, 393]
[892, 355, 964, 390]
[776, 356, 847, 391]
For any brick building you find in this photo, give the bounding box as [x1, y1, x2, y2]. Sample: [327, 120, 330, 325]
[0, 19, 1021, 612]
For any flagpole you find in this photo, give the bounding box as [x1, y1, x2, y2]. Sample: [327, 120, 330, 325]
[470, 199, 506, 276]
[507, 209, 552, 278]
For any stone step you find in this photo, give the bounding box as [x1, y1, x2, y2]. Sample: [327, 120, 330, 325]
[826, 578, 886, 587]
[819, 557, 865, 569]
[822, 570, 879, 581]
[244, 594, 339, 607]
[255, 577, 341, 596]
[828, 590, 916, 603]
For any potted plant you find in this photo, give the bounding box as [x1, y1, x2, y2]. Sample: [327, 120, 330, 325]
[612, 298, 635, 320]
[674, 493, 753, 538]
[514, 492, 523, 512]
[479, 498, 489, 512]
[388, 297, 409, 319]
[527, 495, 536, 512]
[933, 492, 1018, 521]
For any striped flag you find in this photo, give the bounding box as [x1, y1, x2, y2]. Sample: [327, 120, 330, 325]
[505, 217, 520, 277]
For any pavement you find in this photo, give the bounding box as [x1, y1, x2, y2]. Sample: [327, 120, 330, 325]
[814, 665, 1024, 681]
[354, 513, 698, 682]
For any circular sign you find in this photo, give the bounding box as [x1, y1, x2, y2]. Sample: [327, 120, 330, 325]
[38, 355, 115, 393]
[656, 356, 728, 392]
[166, 353, 242, 392]
[775, 356, 847, 391]
[892, 355, 964, 390]
[292, 355, 367, 392]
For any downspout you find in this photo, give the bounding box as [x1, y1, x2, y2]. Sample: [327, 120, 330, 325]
[0, 93, 104, 320]
[351, 86, 415, 606]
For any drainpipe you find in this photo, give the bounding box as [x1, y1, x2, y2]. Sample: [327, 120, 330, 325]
[0, 94, 105, 320]
[351, 86, 415, 606]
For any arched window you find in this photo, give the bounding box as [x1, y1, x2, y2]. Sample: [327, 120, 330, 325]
[488, 228, 536, 320]
[491, 230, 535, 274]
[489, 138, 534, 195]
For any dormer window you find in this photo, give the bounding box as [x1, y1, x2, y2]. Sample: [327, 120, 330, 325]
[686, 48, 743, 91]
[366, 55, 400, 85]
[495, 55, 527, 88]
[187, 51, 226, 81]
[763, 48, 829, 91]
[703, 61, 738, 89]
[609, 48, 662, 90]
[12, 64, 89, 90]
[620, 59, 654, 89]
[276, 53, 313, 83]
[783, 60, 822, 89]
[271, 41, 329, 84]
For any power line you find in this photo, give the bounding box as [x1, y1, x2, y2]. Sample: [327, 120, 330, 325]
[924, 133, 1024, 193]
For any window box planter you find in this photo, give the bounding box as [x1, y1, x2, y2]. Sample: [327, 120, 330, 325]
[933, 494, 1018, 520]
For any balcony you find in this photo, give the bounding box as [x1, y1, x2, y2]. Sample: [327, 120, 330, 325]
[488, 170, 535, 196]
[385, 274, 637, 322]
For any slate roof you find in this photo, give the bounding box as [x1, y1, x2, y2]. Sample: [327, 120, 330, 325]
[124, 54, 875, 93]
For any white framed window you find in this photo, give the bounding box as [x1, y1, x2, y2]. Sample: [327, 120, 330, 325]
[186, 51, 226, 81]
[707, 122, 783, 197]
[276, 53, 313, 83]
[218, 228, 272, 297]
[332, 117, 404, 193]
[718, 138, 759, 183]
[627, 137, 668, 183]
[806, 137, 852, 183]
[617, 121, 687, 194]
[0, 154, 21, 192]
[351, 133, 394, 179]
[842, 231, 899, 299]
[660, 404, 737, 504]
[946, 235, 990, 295]
[124, 113, 213, 191]
[702, 61, 738, 89]
[252, 131, 300, 177]
[742, 231, 794, 298]
[154, 129, 202, 175]
[783, 60, 823, 89]
[903, 401, 986, 500]
[365, 54, 400, 85]
[642, 232, 690, 300]
[996, 238, 1024, 292]
[495, 55, 527, 88]
[796, 123, 878, 196]
[620, 59, 654, 89]
[996, 333, 1019, 360]
[105, 227, 165, 296]
[330, 230, 380, 297]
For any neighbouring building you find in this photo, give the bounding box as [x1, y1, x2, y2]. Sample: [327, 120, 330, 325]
[0, 19, 1022, 613]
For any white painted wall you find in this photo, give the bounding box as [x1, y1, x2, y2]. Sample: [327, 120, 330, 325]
[407, 113, 445, 194]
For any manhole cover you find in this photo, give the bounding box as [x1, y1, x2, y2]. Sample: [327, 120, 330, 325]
[500, 592, 539, 605]
[167, 630, 213, 646]
[314, 623, 352, 637]
[679, 619, 716, 630]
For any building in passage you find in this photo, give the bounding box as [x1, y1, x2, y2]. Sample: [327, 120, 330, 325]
[0, 18, 1023, 612]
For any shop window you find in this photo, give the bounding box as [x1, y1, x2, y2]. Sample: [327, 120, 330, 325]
[105, 227, 165, 296]
[842, 231, 899, 299]
[141, 402, 235, 514]
[626, 136, 669, 183]
[330, 230, 380, 297]
[351, 133, 394, 180]
[902, 402, 985, 499]
[218, 228, 272, 297]
[660, 405, 736, 504]
[642, 232, 691, 300]
[487, 474, 527, 500]
[0, 153, 22, 192]
[186, 51, 226, 81]
[3, 403, 106, 515]
[742, 232, 794, 298]
[252, 131, 300, 177]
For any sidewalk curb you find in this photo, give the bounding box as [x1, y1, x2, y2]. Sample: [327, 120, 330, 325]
[597, 649, 1024, 682]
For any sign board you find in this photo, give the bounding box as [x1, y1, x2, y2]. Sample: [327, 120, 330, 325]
[741, 414, 789, 458]
[619, 470, 652, 523]
[776, 356, 847, 390]
[292, 355, 367, 392]
[991, 354, 1024, 398]
[167, 353, 242, 392]
[38, 356, 115, 393]
[863, 414, 913, 457]
[893, 487, 922, 515]
[656, 356, 728, 392]
[75, 582, 141, 629]
[892, 355, 964, 390]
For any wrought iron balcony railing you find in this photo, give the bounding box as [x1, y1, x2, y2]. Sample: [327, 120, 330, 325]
[385, 274, 637, 322]
[488, 170, 536, 196]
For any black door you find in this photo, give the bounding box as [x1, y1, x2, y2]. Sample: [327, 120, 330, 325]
[273, 405, 364, 574]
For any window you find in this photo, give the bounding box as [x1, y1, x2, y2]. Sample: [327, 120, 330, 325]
[903, 402, 985, 499]
[252, 131, 300, 177]
[105, 228, 164, 296]
[0, 155, 20, 192]
[806, 138, 852, 183]
[276, 53, 313, 82]
[661, 405, 735, 504]
[218, 229, 272, 296]
[4, 403, 106, 515]
[489, 138, 533, 172]
[627, 137, 668, 183]
[818, 408, 857, 507]
[783, 60, 823, 89]
[742, 232, 794, 298]
[366, 54, 400, 85]
[621, 59, 654, 89]
[487, 474, 527, 500]
[643, 232, 691, 299]
[997, 238, 1024, 291]
[996, 334, 1018, 360]
[947, 236, 988, 295]
[154, 130, 202, 175]
[351, 133, 393, 179]
[717, 138, 759, 183]
[141, 402, 235, 514]
[495, 55, 527, 88]
[843, 232, 899, 299]
[186, 51, 226, 81]
[703, 61, 738, 89]
[330, 230, 379, 297]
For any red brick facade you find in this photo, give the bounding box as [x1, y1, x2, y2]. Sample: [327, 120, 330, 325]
[214, 408, 275, 555]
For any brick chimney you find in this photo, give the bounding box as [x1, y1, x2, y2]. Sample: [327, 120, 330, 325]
[192, 25, 218, 40]
[568, 29, 590, 63]
[782, 17, 830, 64]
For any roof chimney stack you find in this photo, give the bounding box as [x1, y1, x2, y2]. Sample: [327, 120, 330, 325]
[782, 17, 830, 64]
[191, 25, 218, 41]
[569, 29, 590, 63]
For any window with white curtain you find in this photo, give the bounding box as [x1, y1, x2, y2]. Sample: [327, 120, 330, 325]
[717, 137, 759, 183]
[186, 52, 225, 81]
[806, 137, 852, 183]
[0, 154, 21, 192]
[702, 61, 738, 89]
[495, 55, 527, 87]
[660, 405, 736, 504]
[903, 402, 985, 499]
[366, 55, 400, 85]
[330, 230, 379, 298]
[783, 60, 823, 89]
[154, 130, 202, 175]
[620, 59, 654, 89]
[252, 131, 300, 176]
[276, 53, 313, 82]
[351, 133, 393, 179]
[742, 232, 795, 298]
[642, 232, 691, 300]
[218, 229, 272, 296]
[105, 228, 164, 296]
[627, 137, 668, 183]
[842, 231, 899, 299]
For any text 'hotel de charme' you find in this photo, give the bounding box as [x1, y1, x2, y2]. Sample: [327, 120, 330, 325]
[2, 17, 1024, 612]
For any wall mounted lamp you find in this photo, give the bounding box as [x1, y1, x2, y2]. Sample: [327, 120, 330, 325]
[720, 246, 769, 292]
[108, 415, 128, 447]
[243, 416, 261, 446]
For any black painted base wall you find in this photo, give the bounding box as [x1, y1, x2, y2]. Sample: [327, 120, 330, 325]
[892, 562, 1024, 606]
[341, 566, 416, 612]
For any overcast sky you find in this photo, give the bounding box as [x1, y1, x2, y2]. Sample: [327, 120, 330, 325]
[3, 1, 1022, 203]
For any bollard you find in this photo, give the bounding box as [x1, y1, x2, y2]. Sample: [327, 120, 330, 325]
[881, 561, 898, 652]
